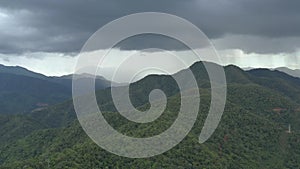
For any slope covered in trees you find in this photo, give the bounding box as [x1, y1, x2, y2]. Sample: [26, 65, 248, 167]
[1, 62, 300, 168]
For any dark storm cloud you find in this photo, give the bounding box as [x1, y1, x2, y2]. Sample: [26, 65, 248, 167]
[0, 0, 300, 54]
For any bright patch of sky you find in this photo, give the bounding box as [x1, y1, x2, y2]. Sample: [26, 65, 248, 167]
[1, 48, 300, 82]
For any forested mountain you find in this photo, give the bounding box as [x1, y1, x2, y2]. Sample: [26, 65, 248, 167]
[0, 64, 112, 114]
[0, 64, 47, 80]
[0, 62, 300, 168]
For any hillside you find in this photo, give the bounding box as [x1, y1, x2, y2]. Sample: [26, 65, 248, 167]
[0, 62, 300, 168]
[1, 84, 300, 168]
[0, 65, 112, 114]
[0, 73, 71, 114]
[275, 67, 300, 78]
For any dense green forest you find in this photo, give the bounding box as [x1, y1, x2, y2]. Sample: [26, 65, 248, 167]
[0, 62, 300, 168]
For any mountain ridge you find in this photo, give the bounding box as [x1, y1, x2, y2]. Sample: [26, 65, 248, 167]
[0, 64, 113, 114]
[1, 61, 300, 168]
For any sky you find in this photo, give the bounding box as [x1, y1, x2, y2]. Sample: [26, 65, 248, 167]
[0, 0, 299, 79]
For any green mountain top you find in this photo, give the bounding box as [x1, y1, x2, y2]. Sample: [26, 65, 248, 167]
[1, 61, 300, 168]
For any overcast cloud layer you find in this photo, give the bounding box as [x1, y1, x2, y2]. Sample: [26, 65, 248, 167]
[0, 0, 300, 54]
[0, 0, 299, 76]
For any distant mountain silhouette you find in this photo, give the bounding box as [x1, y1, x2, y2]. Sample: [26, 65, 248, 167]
[0, 64, 47, 79]
[0, 64, 113, 114]
[275, 67, 300, 78]
[242, 66, 300, 79]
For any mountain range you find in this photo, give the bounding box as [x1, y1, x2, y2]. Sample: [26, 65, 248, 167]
[243, 66, 300, 78]
[0, 62, 300, 168]
[0, 64, 113, 114]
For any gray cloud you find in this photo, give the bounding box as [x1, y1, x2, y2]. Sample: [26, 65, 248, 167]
[213, 35, 300, 54]
[0, 0, 300, 54]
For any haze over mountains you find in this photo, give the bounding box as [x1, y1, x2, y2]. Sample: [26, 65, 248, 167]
[243, 66, 300, 78]
[0, 64, 113, 114]
[0, 0, 299, 168]
[275, 67, 300, 78]
[0, 61, 300, 168]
